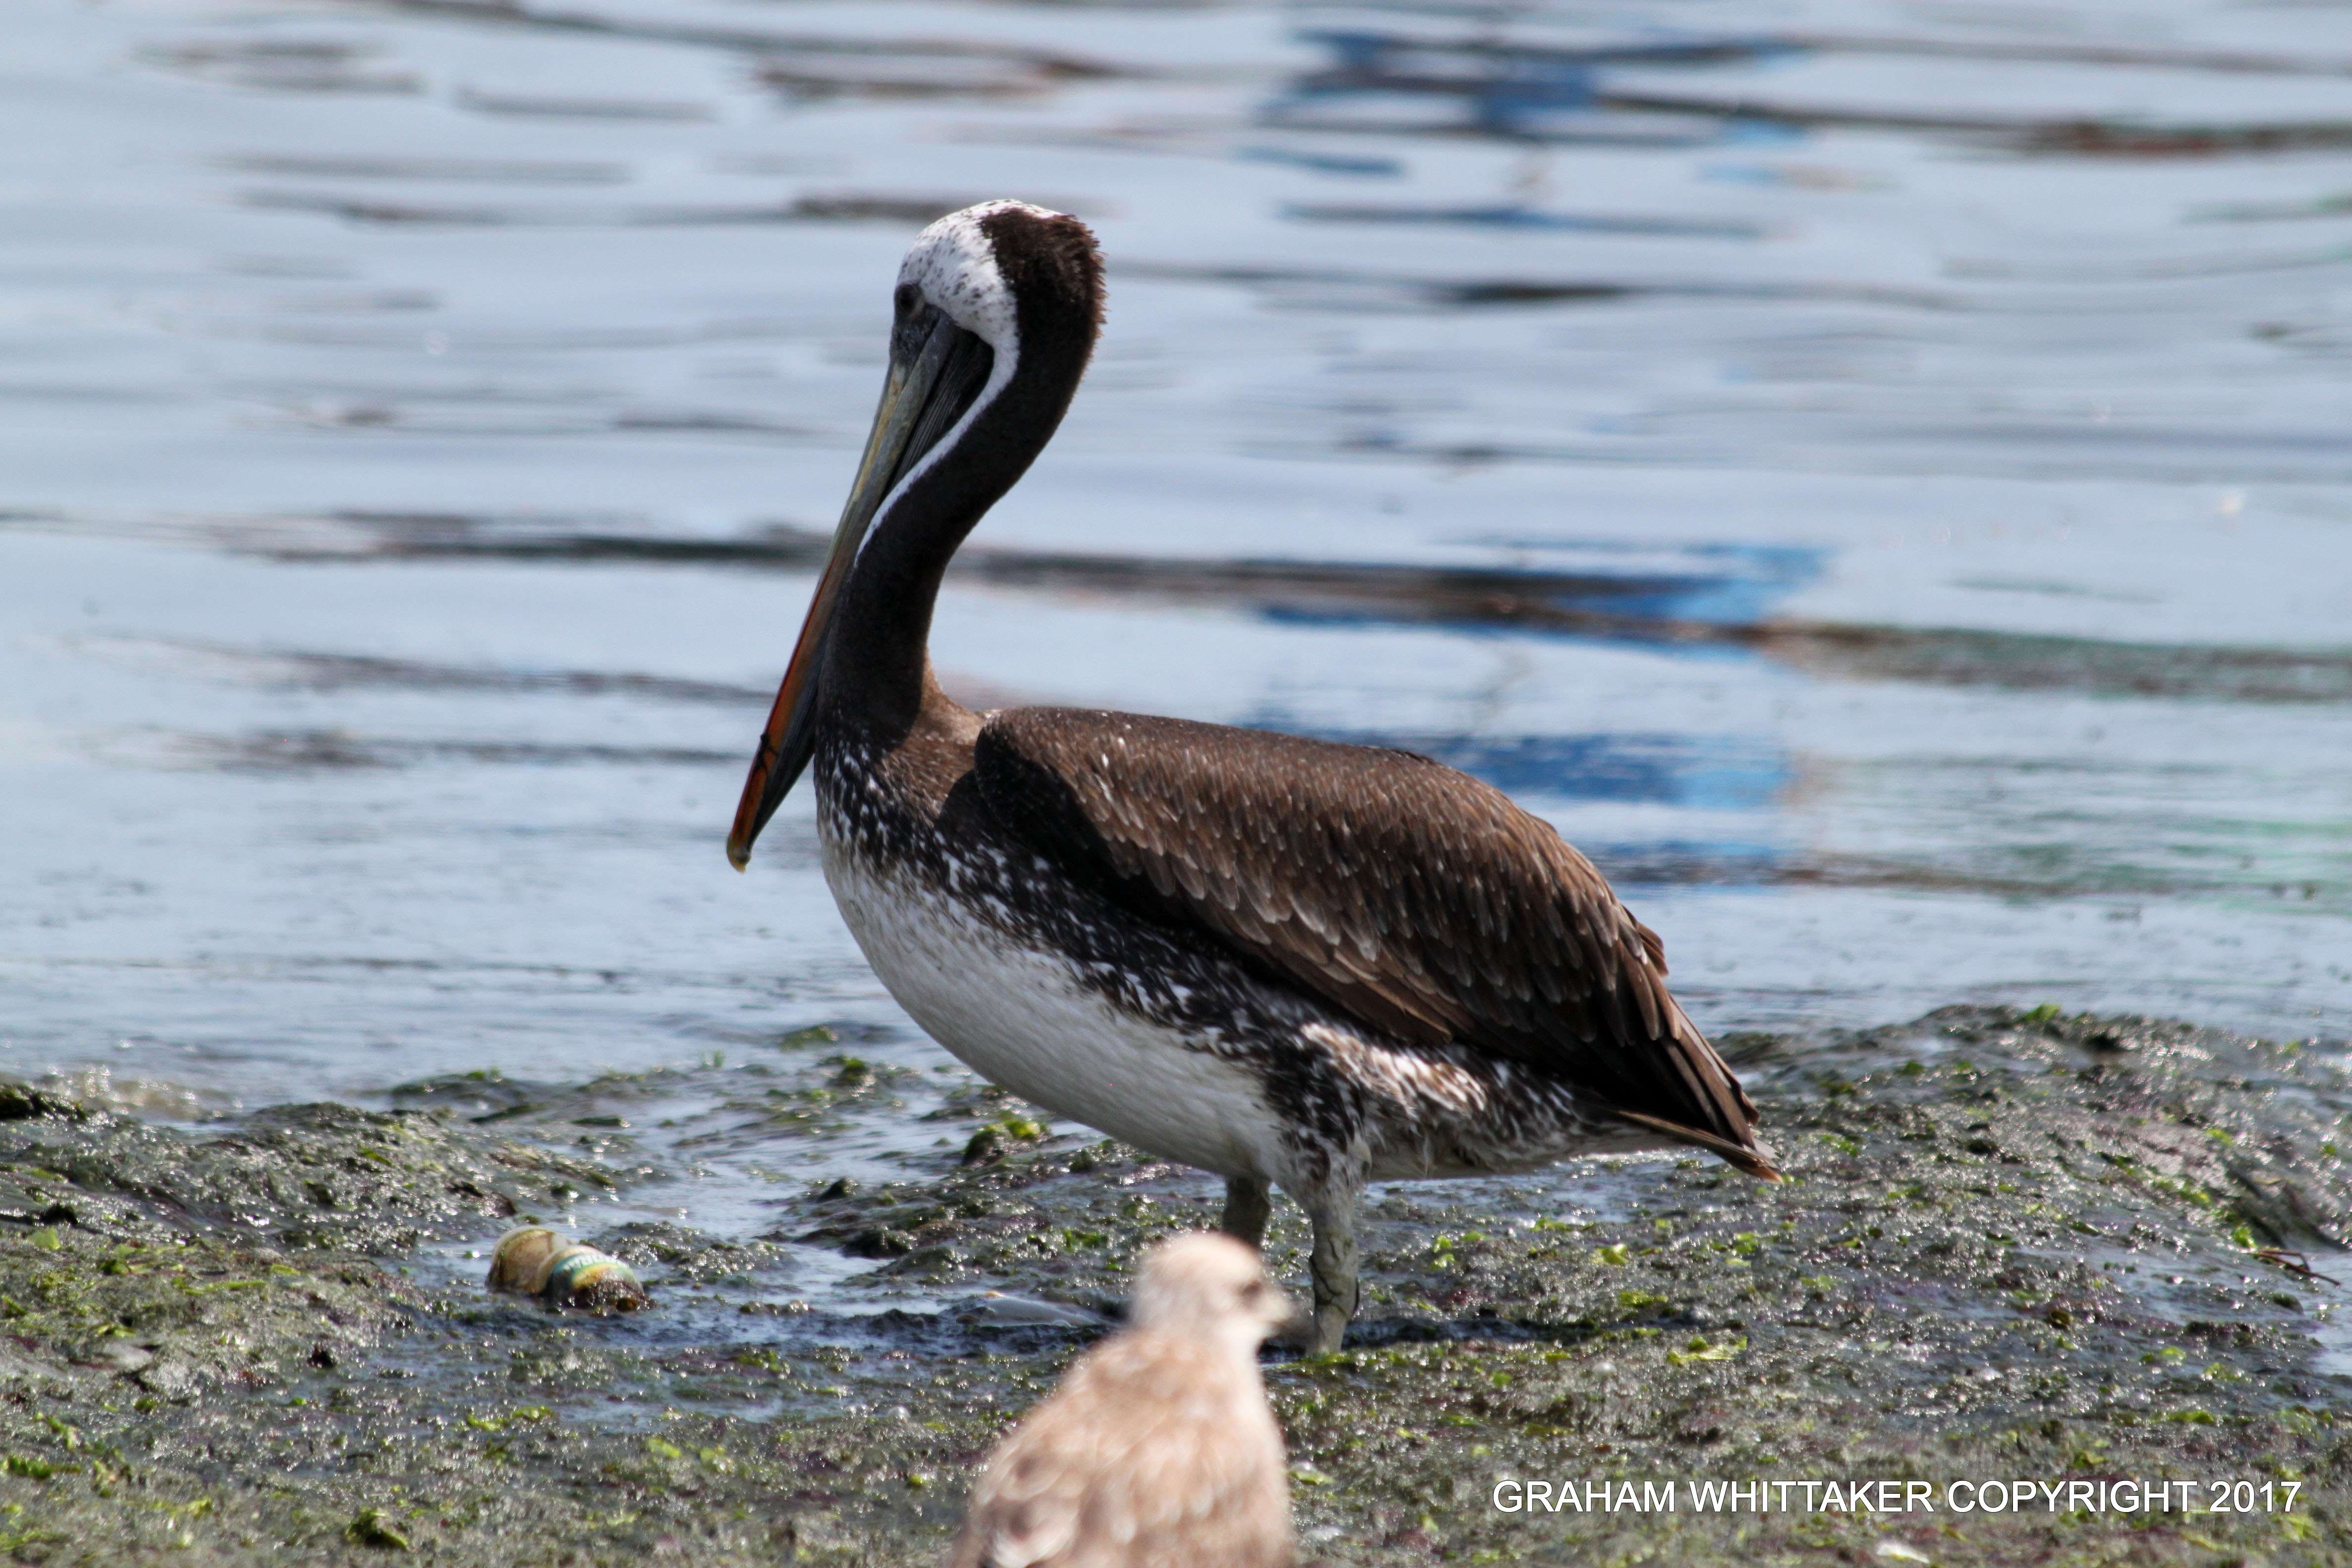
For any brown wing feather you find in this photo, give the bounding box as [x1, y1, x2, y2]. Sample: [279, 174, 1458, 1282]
[972, 708, 1771, 1172]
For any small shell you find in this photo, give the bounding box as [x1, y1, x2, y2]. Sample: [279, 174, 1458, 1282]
[542, 1245, 650, 1313]
[487, 1227, 650, 1313]
[486, 1226, 565, 1295]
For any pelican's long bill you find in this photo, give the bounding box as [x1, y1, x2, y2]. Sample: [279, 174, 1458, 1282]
[727, 302, 995, 868]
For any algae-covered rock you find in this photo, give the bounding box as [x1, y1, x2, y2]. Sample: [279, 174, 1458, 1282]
[0, 1087, 644, 1404]
[786, 1005, 2352, 1566]
[0, 1008, 2346, 1568]
[0, 1094, 641, 1257]
[584, 1220, 787, 1285]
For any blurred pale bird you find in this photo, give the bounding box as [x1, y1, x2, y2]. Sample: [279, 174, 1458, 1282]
[949, 1232, 1294, 1568]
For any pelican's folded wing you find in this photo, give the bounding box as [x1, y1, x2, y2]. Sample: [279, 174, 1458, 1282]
[972, 707, 1772, 1173]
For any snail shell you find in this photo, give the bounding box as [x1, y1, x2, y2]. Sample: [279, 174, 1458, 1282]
[487, 1225, 565, 1295]
[487, 1226, 650, 1313]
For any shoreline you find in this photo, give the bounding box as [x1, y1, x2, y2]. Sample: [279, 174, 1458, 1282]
[0, 1003, 2344, 1564]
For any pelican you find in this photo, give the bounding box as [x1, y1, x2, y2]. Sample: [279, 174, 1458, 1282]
[728, 201, 1777, 1351]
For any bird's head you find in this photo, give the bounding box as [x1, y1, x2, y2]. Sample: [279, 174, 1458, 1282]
[1130, 1231, 1293, 1356]
[727, 200, 1102, 869]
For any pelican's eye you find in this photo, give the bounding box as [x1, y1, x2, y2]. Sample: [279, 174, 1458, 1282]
[893, 282, 921, 318]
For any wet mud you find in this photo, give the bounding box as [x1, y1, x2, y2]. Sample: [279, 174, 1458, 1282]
[0, 1006, 2345, 1565]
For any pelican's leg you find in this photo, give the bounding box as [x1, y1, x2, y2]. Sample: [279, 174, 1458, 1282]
[1301, 1194, 1361, 1354]
[1220, 1176, 1272, 1250]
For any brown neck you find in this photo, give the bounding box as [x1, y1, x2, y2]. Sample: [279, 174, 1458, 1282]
[821, 285, 1097, 751]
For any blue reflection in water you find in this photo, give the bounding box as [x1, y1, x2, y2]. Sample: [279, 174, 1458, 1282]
[1550, 542, 1823, 626]
[1264, 728, 1788, 813]
[1242, 724, 1790, 885]
[1281, 202, 1768, 239]
[1235, 145, 1404, 178]
[1279, 30, 1595, 140]
[1278, 28, 1808, 142]
[1246, 545, 1813, 881]
[1253, 540, 1824, 649]
[1577, 839, 1784, 888]
[1414, 732, 1785, 812]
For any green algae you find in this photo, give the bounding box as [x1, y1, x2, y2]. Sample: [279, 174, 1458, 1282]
[0, 1007, 2346, 1564]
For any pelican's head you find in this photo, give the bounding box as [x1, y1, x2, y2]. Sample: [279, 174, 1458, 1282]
[1130, 1232, 1293, 1358]
[728, 201, 1102, 868]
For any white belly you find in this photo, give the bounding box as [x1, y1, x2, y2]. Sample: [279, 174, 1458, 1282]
[821, 839, 1285, 1181]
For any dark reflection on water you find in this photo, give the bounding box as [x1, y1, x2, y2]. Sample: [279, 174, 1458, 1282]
[1285, 202, 1774, 239]
[173, 728, 739, 773]
[39, 507, 2350, 701]
[1, 0, 2349, 1263]
[1280, 25, 2352, 154]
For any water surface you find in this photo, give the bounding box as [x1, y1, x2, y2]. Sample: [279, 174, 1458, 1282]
[2, 0, 2348, 1271]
